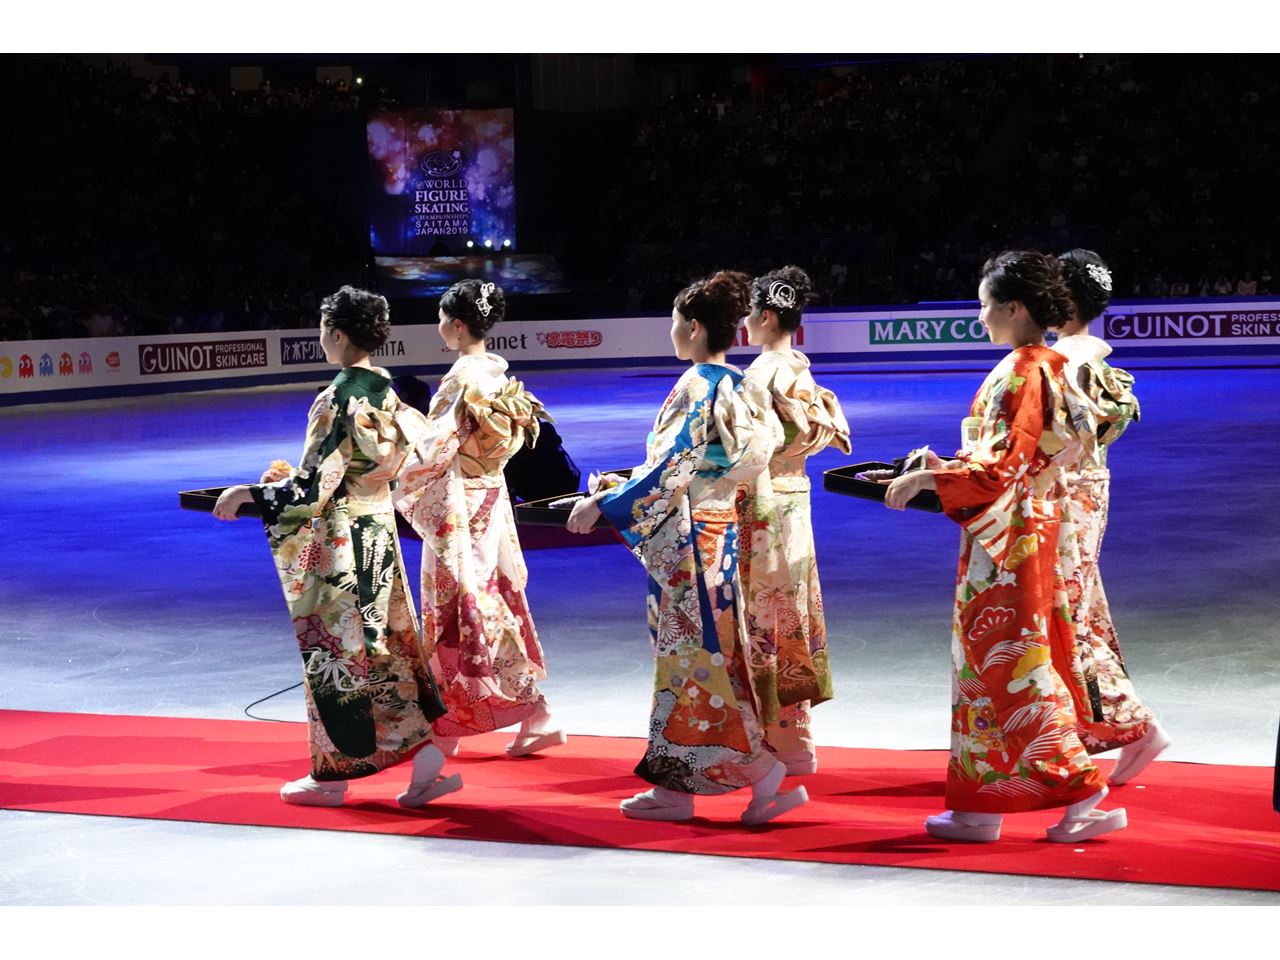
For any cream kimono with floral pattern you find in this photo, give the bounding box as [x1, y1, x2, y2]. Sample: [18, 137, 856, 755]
[250, 366, 445, 781]
[598, 363, 782, 794]
[1053, 333, 1152, 753]
[738, 350, 850, 757]
[395, 353, 552, 738]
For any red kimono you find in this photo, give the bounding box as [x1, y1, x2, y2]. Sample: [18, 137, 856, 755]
[933, 345, 1106, 813]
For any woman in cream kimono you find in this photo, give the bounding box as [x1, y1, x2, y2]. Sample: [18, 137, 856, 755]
[395, 280, 565, 758]
[1054, 249, 1166, 783]
[214, 286, 456, 809]
[738, 266, 850, 775]
[886, 252, 1127, 844]
[568, 271, 808, 826]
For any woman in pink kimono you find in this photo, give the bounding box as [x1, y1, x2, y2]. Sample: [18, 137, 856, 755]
[738, 266, 851, 775]
[1054, 249, 1168, 783]
[567, 271, 808, 826]
[395, 280, 565, 760]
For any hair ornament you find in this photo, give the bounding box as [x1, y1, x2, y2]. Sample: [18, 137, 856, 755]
[1086, 263, 1113, 292]
[476, 282, 496, 317]
[767, 280, 797, 311]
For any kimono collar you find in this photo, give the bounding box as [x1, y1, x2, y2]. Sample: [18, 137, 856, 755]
[1051, 333, 1113, 364]
[334, 366, 392, 391]
[451, 353, 509, 377]
[1010, 343, 1064, 366]
[690, 362, 742, 385]
[748, 349, 811, 375]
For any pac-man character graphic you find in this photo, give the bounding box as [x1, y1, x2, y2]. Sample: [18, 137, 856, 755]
[0, 356, 12, 379]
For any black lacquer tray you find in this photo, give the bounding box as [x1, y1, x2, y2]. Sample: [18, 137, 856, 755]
[512, 469, 631, 529]
[822, 462, 944, 513]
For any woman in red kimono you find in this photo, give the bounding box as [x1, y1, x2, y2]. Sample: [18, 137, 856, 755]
[885, 251, 1127, 843]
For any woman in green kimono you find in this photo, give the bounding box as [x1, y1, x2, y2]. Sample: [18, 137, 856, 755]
[567, 271, 809, 826]
[213, 286, 458, 809]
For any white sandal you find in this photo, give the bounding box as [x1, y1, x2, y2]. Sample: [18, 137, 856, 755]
[280, 775, 347, 807]
[396, 773, 464, 809]
[1046, 807, 1128, 842]
[620, 788, 695, 821]
[1110, 722, 1171, 785]
[740, 785, 809, 825]
[506, 729, 567, 757]
[924, 810, 1002, 842]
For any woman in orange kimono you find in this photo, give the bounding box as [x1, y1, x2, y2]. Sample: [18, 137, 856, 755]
[1054, 249, 1167, 782]
[567, 271, 808, 826]
[395, 280, 565, 760]
[738, 266, 851, 775]
[886, 251, 1127, 843]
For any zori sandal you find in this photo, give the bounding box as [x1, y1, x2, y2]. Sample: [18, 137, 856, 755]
[620, 788, 695, 821]
[924, 810, 1002, 842]
[397, 773, 464, 809]
[1046, 807, 1128, 842]
[740, 786, 809, 826]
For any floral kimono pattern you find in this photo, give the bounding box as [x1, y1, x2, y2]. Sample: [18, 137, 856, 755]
[395, 354, 552, 739]
[250, 366, 445, 781]
[738, 350, 850, 757]
[1053, 334, 1153, 753]
[933, 345, 1106, 813]
[598, 363, 780, 795]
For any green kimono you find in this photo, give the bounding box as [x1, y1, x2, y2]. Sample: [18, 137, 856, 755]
[250, 366, 445, 781]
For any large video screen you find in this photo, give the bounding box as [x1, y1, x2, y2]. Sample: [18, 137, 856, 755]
[367, 109, 515, 257]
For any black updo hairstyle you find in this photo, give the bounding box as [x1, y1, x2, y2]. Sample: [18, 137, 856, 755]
[673, 270, 751, 353]
[1058, 248, 1113, 323]
[320, 285, 391, 352]
[980, 251, 1073, 331]
[750, 265, 813, 333]
[439, 279, 506, 339]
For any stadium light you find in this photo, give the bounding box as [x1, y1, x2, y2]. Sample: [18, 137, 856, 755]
[356, 76, 364, 85]
[484, 239, 493, 248]
[502, 239, 511, 248]
[466, 240, 475, 248]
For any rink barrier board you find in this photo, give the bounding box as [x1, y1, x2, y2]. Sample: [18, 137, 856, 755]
[5, 298, 1280, 406]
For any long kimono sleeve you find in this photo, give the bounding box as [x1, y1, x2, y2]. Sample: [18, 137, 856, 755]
[249, 388, 349, 543]
[598, 383, 706, 552]
[933, 358, 1057, 566]
[600, 371, 773, 554]
[393, 376, 467, 533]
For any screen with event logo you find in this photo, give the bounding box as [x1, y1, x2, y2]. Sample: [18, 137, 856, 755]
[367, 109, 515, 257]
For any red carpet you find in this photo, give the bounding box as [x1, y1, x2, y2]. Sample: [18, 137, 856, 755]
[2, 709, 1276, 891]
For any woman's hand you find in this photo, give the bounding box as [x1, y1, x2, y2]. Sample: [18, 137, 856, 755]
[260, 459, 292, 483]
[213, 485, 253, 521]
[566, 493, 603, 534]
[884, 470, 935, 511]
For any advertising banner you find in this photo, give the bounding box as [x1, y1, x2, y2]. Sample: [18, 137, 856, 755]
[5, 298, 1279, 405]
